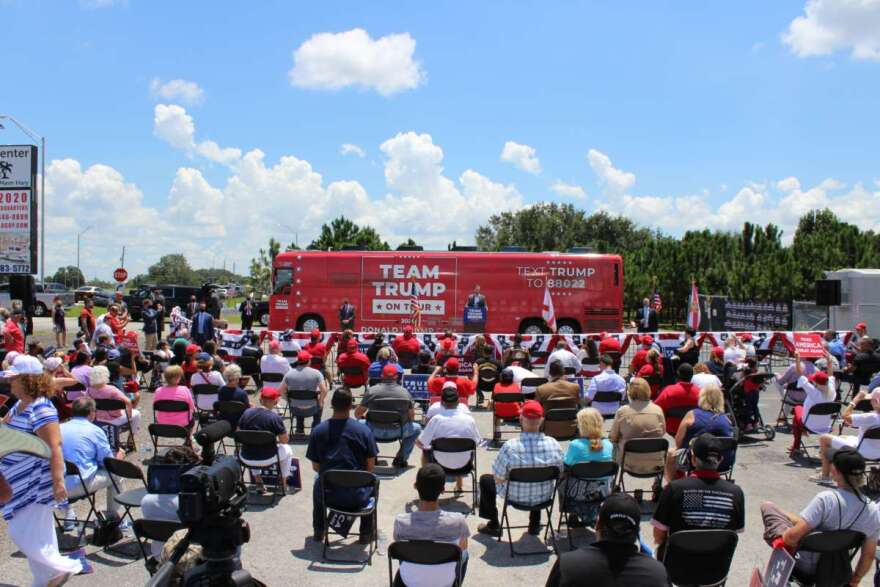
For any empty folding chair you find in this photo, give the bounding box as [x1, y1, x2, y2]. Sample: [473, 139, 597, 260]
[132, 519, 185, 576]
[321, 470, 380, 565]
[498, 465, 561, 557]
[387, 540, 462, 587]
[662, 529, 739, 586]
[103, 457, 150, 559]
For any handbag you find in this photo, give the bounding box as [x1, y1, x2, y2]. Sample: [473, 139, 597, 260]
[91, 513, 123, 547]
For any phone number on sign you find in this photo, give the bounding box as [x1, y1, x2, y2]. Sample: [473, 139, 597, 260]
[0, 264, 31, 273]
[525, 278, 586, 289]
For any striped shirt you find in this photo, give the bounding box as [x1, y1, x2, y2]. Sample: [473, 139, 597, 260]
[0, 397, 61, 520]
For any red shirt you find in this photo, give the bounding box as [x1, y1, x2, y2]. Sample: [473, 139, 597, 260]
[337, 352, 370, 387]
[629, 349, 649, 373]
[637, 363, 664, 399]
[599, 337, 621, 354]
[427, 375, 475, 404]
[3, 320, 24, 354]
[305, 341, 326, 360]
[393, 334, 421, 358]
[492, 382, 522, 418]
[106, 314, 123, 336]
[80, 308, 96, 334]
[655, 381, 700, 435]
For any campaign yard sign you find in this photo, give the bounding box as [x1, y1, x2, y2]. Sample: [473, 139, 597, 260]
[401, 373, 430, 401]
[0, 145, 38, 274]
[793, 332, 825, 358]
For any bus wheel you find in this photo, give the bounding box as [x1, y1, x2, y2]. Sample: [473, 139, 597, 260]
[520, 319, 548, 334]
[296, 314, 325, 333]
[556, 319, 581, 334]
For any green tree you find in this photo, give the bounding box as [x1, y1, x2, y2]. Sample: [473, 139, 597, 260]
[308, 217, 390, 251]
[398, 237, 419, 249]
[249, 238, 282, 295]
[50, 266, 86, 289]
[133, 254, 200, 287]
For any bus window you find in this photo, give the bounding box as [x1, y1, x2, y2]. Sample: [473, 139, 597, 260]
[274, 268, 293, 295]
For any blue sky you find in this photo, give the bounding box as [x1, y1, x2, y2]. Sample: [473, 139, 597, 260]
[3, 0, 880, 279]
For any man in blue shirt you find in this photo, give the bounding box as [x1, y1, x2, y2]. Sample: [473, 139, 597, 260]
[307, 387, 379, 543]
[823, 329, 846, 368]
[584, 354, 627, 416]
[60, 396, 124, 523]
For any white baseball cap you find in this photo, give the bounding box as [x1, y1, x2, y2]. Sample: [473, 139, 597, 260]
[1, 355, 45, 378]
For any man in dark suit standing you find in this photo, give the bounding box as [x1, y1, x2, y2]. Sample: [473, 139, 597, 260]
[466, 285, 487, 311]
[339, 299, 356, 330]
[152, 288, 166, 339]
[239, 293, 256, 331]
[631, 297, 659, 333]
[191, 302, 215, 346]
[185, 295, 198, 320]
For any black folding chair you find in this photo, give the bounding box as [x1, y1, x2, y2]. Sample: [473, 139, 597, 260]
[132, 519, 184, 576]
[615, 437, 669, 502]
[776, 383, 806, 428]
[520, 377, 548, 398]
[365, 402, 406, 468]
[234, 429, 284, 504]
[838, 399, 873, 434]
[341, 366, 368, 391]
[286, 389, 320, 435]
[543, 407, 579, 441]
[563, 366, 577, 376]
[103, 457, 150, 559]
[662, 529, 739, 586]
[431, 437, 478, 513]
[491, 392, 523, 444]
[590, 390, 624, 419]
[191, 383, 220, 428]
[213, 400, 248, 453]
[54, 460, 101, 549]
[151, 399, 193, 452]
[790, 529, 865, 587]
[498, 465, 561, 557]
[260, 371, 285, 386]
[387, 541, 462, 587]
[855, 426, 880, 466]
[795, 402, 843, 461]
[556, 461, 618, 549]
[321, 470, 380, 565]
[94, 398, 136, 453]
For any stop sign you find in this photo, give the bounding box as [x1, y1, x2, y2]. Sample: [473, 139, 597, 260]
[113, 267, 128, 283]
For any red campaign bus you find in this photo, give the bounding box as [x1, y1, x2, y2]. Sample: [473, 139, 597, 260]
[269, 250, 623, 334]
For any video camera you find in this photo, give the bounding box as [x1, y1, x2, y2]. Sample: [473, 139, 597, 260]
[148, 421, 257, 587]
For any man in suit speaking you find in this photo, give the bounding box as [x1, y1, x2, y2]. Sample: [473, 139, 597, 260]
[631, 297, 659, 333]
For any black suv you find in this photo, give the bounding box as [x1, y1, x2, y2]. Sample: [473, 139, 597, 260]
[124, 284, 214, 321]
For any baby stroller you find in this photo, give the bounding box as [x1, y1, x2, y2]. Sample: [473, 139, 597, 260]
[727, 372, 776, 442]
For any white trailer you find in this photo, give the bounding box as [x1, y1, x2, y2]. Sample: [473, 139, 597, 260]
[826, 268, 880, 333]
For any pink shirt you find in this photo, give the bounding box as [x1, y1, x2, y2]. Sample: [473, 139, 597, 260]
[153, 385, 196, 427]
[87, 384, 128, 422]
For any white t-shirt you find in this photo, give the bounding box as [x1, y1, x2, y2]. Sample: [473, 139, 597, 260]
[723, 346, 746, 365]
[691, 373, 722, 390]
[798, 375, 837, 434]
[425, 402, 469, 422]
[507, 365, 538, 385]
[851, 412, 880, 459]
[418, 411, 482, 470]
[547, 349, 581, 373]
[260, 354, 291, 375]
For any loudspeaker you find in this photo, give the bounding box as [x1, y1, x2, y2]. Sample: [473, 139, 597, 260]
[9, 275, 35, 312]
[815, 279, 841, 306]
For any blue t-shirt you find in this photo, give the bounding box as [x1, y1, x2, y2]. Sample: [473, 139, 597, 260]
[564, 438, 613, 467]
[307, 417, 378, 505]
[237, 407, 286, 461]
[368, 360, 403, 379]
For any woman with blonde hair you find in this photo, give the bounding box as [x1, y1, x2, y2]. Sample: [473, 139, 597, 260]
[0, 355, 83, 585]
[561, 407, 615, 526]
[664, 383, 733, 480]
[609, 377, 666, 474]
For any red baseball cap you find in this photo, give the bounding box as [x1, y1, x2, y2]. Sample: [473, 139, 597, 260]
[600, 331, 608, 339]
[297, 350, 312, 363]
[741, 333, 753, 342]
[445, 357, 460, 370]
[641, 335, 654, 346]
[712, 346, 724, 358]
[268, 340, 281, 352]
[404, 325, 413, 334]
[260, 387, 280, 400]
[186, 344, 201, 355]
[521, 400, 544, 419]
[310, 328, 321, 337]
[857, 322, 867, 330]
[381, 364, 398, 378]
[809, 371, 829, 386]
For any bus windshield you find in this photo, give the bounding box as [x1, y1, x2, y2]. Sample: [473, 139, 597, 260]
[274, 268, 293, 295]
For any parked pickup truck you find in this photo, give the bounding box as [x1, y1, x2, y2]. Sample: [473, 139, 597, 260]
[0, 282, 76, 316]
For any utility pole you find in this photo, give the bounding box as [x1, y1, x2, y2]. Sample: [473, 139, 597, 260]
[120, 246, 126, 268]
[76, 225, 93, 278]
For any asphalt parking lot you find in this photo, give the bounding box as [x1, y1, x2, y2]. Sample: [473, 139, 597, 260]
[0, 319, 875, 586]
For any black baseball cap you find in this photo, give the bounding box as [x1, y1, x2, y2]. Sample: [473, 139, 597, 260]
[691, 433, 722, 469]
[598, 493, 641, 542]
[833, 446, 866, 476]
[500, 368, 514, 383]
[441, 382, 459, 404]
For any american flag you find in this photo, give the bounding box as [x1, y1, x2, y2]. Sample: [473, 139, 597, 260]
[410, 280, 422, 331]
[652, 288, 663, 314]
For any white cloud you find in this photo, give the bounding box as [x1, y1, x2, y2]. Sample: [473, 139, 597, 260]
[777, 176, 801, 192]
[340, 143, 366, 158]
[153, 104, 241, 166]
[289, 28, 425, 96]
[550, 180, 586, 199]
[587, 149, 636, 194]
[149, 78, 205, 106]
[783, 0, 880, 60]
[500, 141, 541, 174]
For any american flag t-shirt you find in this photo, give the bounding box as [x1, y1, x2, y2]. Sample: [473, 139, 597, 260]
[680, 488, 735, 528]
